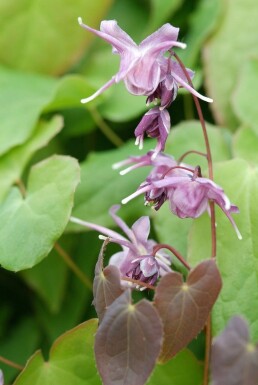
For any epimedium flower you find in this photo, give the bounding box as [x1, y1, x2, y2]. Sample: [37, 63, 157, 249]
[120, 163, 242, 239]
[70, 205, 172, 287]
[134, 107, 170, 158]
[78, 18, 212, 104]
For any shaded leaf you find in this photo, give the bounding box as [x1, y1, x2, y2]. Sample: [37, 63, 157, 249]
[0, 115, 63, 202]
[0, 0, 113, 75]
[203, 0, 258, 128]
[95, 290, 163, 385]
[154, 259, 222, 363]
[232, 59, 258, 134]
[93, 239, 124, 323]
[188, 159, 258, 340]
[147, 349, 203, 385]
[211, 316, 258, 385]
[0, 66, 57, 155]
[14, 320, 101, 385]
[0, 155, 80, 271]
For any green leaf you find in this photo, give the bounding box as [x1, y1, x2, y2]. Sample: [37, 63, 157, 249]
[0, 155, 80, 271]
[188, 159, 258, 340]
[203, 0, 258, 128]
[0, 115, 63, 202]
[179, 0, 223, 67]
[153, 121, 231, 255]
[232, 59, 258, 133]
[233, 126, 258, 165]
[14, 320, 101, 385]
[147, 349, 203, 385]
[0, 66, 57, 155]
[70, 140, 153, 231]
[44, 75, 97, 112]
[0, 0, 113, 75]
[146, 0, 184, 34]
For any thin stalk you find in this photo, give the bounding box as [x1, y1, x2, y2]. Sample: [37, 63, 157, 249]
[89, 107, 124, 147]
[0, 355, 23, 371]
[173, 52, 216, 259]
[173, 53, 217, 385]
[54, 243, 93, 291]
[177, 150, 207, 164]
[15, 179, 26, 198]
[153, 244, 191, 271]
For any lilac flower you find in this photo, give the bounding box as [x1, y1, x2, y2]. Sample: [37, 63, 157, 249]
[78, 18, 212, 104]
[70, 205, 172, 286]
[134, 107, 170, 158]
[121, 165, 242, 239]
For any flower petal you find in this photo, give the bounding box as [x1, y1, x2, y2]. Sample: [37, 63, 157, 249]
[131, 216, 151, 245]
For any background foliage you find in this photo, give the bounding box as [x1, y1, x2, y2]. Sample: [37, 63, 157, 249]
[0, 0, 258, 384]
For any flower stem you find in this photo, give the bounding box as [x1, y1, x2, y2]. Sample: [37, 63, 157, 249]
[54, 243, 93, 291]
[153, 244, 191, 271]
[0, 355, 23, 371]
[89, 107, 124, 147]
[177, 150, 207, 164]
[173, 52, 217, 385]
[173, 52, 216, 258]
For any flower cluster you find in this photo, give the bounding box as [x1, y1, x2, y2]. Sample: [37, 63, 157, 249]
[74, 18, 241, 289]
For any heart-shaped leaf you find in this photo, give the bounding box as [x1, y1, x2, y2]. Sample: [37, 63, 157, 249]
[154, 259, 222, 363]
[93, 238, 124, 323]
[95, 290, 163, 385]
[211, 316, 258, 385]
[14, 319, 101, 385]
[0, 155, 80, 271]
[0, 115, 63, 202]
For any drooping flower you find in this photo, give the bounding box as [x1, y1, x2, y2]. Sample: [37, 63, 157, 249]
[78, 18, 212, 104]
[121, 164, 242, 239]
[134, 107, 170, 157]
[70, 205, 172, 286]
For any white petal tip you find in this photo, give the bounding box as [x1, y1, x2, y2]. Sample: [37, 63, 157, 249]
[81, 97, 90, 104]
[78, 17, 83, 25]
[181, 43, 187, 49]
[119, 170, 126, 176]
[206, 97, 213, 103]
[121, 199, 127, 205]
[99, 235, 108, 240]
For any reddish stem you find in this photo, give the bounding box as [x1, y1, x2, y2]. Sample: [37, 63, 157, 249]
[173, 52, 217, 385]
[173, 52, 216, 259]
[0, 355, 24, 371]
[153, 244, 191, 271]
[177, 150, 207, 164]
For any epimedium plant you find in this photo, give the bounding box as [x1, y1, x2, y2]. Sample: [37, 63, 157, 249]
[1, 1, 258, 385]
[68, 17, 239, 385]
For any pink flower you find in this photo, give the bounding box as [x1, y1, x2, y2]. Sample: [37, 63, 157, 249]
[78, 18, 212, 104]
[121, 164, 242, 239]
[70, 205, 172, 286]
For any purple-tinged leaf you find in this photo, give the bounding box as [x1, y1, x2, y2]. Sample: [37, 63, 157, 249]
[95, 290, 163, 385]
[93, 238, 124, 323]
[154, 259, 222, 362]
[211, 316, 258, 385]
